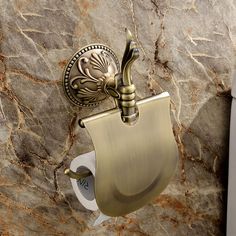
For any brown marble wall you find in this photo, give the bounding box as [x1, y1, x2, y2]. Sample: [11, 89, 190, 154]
[0, 0, 235, 235]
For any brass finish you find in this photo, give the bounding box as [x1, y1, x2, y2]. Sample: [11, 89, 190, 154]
[82, 92, 178, 216]
[62, 44, 119, 107]
[117, 29, 139, 124]
[63, 29, 178, 217]
[62, 29, 139, 124]
[64, 168, 92, 180]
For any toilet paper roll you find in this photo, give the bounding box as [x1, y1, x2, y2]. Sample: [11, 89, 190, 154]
[70, 151, 98, 211]
[70, 151, 110, 225]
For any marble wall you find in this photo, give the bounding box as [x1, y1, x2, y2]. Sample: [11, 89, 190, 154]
[0, 0, 235, 235]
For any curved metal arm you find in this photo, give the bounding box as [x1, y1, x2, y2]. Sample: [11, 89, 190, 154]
[121, 29, 139, 86]
[117, 29, 139, 124]
[64, 168, 92, 180]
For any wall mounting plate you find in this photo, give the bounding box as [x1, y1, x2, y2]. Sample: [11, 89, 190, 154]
[62, 44, 120, 107]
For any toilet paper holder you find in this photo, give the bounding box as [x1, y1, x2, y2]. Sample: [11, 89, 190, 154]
[62, 29, 178, 216]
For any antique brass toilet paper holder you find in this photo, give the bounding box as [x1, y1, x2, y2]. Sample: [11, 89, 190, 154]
[62, 29, 178, 216]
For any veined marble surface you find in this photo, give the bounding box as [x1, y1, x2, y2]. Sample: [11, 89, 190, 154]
[0, 0, 235, 235]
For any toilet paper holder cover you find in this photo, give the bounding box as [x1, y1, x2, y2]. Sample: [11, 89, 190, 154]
[62, 29, 178, 216]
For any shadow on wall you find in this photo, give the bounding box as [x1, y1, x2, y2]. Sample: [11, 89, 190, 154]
[182, 90, 231, 235]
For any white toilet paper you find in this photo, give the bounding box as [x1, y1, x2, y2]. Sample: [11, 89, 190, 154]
[69, 151, 110, 225]
[70, 151, 98, 211]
